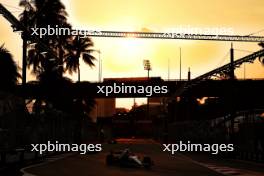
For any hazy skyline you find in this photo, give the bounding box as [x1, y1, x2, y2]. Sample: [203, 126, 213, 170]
[1, 0, 264, 108]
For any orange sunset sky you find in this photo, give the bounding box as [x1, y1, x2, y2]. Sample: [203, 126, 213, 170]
[1, 0, 264, 108]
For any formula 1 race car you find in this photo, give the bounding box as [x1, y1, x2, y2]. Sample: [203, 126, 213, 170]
[106, 148, 153, 169]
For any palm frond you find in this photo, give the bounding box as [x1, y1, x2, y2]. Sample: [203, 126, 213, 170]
[65, 55, 79, 75]
[0, 45, 21, 87]
[82, 53, 96, 67]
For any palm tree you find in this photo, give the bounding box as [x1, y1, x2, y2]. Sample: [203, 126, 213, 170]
[0, 45, 21, 90]
[65, 36, 96, 82]
[18, 1, 96, 143]
[19, 0, 71, 78]
[19, 0, 74, 114]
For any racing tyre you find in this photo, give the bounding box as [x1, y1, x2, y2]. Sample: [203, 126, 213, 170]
[106, 154, 113, 165]
[143, 156, 152, 169]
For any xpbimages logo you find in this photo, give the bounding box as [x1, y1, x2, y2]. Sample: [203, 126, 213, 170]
[31, 141, 102, 154]
[31, 25, 102, 38]
[97, 83, 168, 96]
[163, 141, 234, 155]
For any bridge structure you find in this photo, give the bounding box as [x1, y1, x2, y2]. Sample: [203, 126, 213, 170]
[12, 78, 264, 99]
[173, 47, 264, 96]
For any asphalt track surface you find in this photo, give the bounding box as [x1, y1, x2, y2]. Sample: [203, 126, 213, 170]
[21, 139, 224, 176]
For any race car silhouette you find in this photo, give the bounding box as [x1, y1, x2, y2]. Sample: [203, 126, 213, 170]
[106, 148, 153, 169]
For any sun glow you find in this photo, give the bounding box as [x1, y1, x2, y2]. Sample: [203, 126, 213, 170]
[118, 38, 144, 58]
[98, 37, 154, 73]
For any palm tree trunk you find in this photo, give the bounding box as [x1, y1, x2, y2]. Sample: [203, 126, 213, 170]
[77, 63, 80, 82]
[58, 40, 64, 78]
